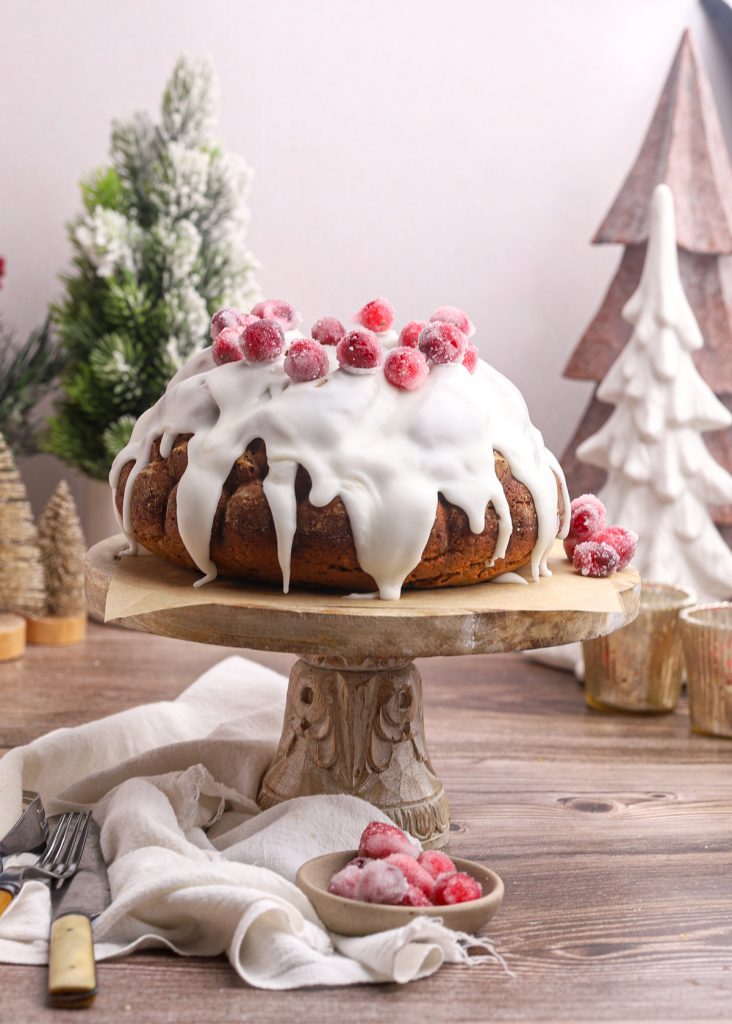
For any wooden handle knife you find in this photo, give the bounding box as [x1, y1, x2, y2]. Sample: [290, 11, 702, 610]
[48, 913, 97, 1005]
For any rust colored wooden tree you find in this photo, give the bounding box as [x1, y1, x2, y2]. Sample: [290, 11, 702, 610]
[562, 29, 732, 542]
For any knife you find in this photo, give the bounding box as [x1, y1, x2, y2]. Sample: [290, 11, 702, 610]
[48, 819, 110, 1007]
[0, 795, 48, 875]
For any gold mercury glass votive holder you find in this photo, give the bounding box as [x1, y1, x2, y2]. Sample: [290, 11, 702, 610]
[583, 582, 697, 714]
[679, 603, 732, 738]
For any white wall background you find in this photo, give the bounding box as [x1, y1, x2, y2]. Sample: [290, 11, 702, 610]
[3, 0, 732, 530]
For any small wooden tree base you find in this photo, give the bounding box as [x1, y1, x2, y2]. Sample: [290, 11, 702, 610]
[26, 613, 87, 646]
[258, 656, 451, 848]
[0, 613, 26, 661]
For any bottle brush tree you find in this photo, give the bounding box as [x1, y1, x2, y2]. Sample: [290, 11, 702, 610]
[37, 480, 87, 617]
[0, 433, 46, 617]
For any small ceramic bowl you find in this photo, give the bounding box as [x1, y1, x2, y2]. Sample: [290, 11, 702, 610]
[297, 850, 504, 937]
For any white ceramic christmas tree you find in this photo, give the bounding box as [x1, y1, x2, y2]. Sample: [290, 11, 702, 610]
[577, 183, 732, 599]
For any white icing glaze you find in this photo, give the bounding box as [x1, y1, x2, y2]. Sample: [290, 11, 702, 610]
[491, 572, 529, 585]
[111, 348, 569, 599]
[376, 329, 400, 350]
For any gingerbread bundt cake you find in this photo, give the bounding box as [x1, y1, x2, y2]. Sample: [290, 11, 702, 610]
[111, 299, 569, 600]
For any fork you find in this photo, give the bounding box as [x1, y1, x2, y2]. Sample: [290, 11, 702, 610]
[0, 812, 91, 915]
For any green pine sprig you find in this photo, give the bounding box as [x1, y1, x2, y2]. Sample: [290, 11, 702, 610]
[0, 318, 65, 456]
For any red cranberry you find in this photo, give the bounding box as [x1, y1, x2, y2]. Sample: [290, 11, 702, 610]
[242, 318, 286, 362]
[353, 297, 395, 333]
[336, 329, 384, 373]
[212, 327, 245, 365]
[284, 338, 329, 382]
[311, 316, 346, 346]
[418, 322, 467, 364]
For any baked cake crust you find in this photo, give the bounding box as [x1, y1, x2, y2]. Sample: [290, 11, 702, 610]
[115, 435, 564, 592]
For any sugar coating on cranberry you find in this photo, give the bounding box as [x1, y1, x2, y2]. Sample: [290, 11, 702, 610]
[210, 307, 240, 340]
[358, 821, 419, 860]
[401, 885, 431, 907]
[563, 493, 608, 559]
[573, 540, 620, 578]
[432, 871, 483, 906]
[337, 329, 384, 373]
[417, 849, 456, 879]
[384, 346, 429, 391]
[242, 318, 286, 362]
[328, 863, 362, 900]
[311, 316, 346, 346]
[385, 853, 435, 897]
[430, 305, 474, 337]
[418, 321, 467, 365]
[398, 320, 426, 349]
[347, 856, 373, 869]
[355, 859, 409, 905]
[284, 338, 329, 383]
[353, 297, 395, 333]
[212, 327, 245, 365]
[591, 526, 637, 570]
[251, 298, 302, 330]
[462, 343, 479, 374]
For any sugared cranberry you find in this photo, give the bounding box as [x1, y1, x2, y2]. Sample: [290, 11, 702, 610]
[384, 346, 429, 391]
[591, 526, 637, 570]
[401, 885, 431, 907]
[417, 850, 456, 879]
[430, 305, 474, 337]
[418, 322, 467, 364]
[242, 318, 286, 362]
[353, 297, 395, 333]
[251, 299, 302, 330]
[462, 343, 479, 374]
[573, 540, 620, 578]
[284, 338, 329, 383]
[355, 860, 409, 905]
[311, 316, 346, 346]
[337, 329, 384, 373]
[432, 871, 483, 905]
[398, 320, 426, 349]
[347, 856, 373, 869]
[328, 863, 362, 900]
[358, 821, 419, 860]
[563, 493, 607, 559]
[212, 327, 245, 365]
[385, 854, 435, 898]
[210, 307, 240, 340]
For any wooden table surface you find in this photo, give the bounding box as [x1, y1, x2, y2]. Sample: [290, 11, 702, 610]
[1, 623, 730, 1023]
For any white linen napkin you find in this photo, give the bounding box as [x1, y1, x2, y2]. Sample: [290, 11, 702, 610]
[0, 655, 506, 988]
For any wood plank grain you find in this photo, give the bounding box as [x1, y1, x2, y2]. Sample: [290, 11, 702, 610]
[1, 625, 730, 1023]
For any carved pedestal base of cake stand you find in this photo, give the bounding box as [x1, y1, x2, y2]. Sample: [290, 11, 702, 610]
[86, 536, 640, 849]
[258, 655, 450, 846]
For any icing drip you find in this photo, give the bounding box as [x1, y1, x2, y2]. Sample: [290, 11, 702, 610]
[110, 350, 569, 599]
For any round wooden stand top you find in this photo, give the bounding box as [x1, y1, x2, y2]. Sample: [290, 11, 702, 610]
[86, 536, 640, 660]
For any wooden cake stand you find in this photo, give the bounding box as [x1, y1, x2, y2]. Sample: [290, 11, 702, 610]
[86, 536, 640, 848]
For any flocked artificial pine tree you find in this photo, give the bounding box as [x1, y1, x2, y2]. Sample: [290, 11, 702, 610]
[577, 185, 732, 598]
[38, 481, 87, 617]
[0, 434, 46, 616]
[47, 55, 260, 480]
